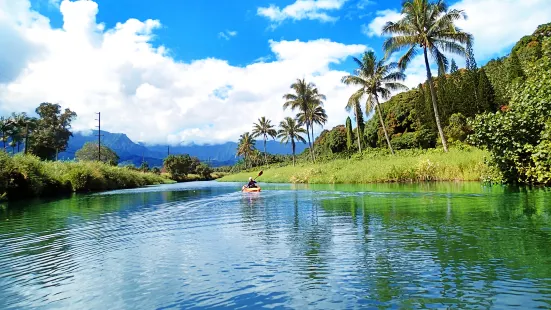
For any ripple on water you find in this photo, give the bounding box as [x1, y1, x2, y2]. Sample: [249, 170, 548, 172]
[1, 183, 551, 309]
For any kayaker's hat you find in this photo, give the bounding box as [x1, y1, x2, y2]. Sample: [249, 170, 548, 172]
[249, 177, 252, 180]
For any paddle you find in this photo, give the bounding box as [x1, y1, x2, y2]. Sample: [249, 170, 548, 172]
[253, 170, 263, 181]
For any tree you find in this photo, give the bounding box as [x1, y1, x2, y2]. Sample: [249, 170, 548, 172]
[277, 117, 307, 166]
[75, 142, 120, 166]
[251, 116, 277, 165]
[139, 161, 150, 172]
[236, 132, 256, 168]
[163, 154, 193, 179]
[477, 68, 496, 113]
[342, 51, 408, 154]
[508, 50, 525, 82]
[345, 116, 353, 150]
[283, 78, 326, 162]
[382, 0, 472, 152]
[450, 59, 459, 73]
[297, 100, 327, 157]
[28, 103, 77, 160]
[9, 113, 30, 153]
[195, 163, 212, 179]
[0, 116, 13, 152]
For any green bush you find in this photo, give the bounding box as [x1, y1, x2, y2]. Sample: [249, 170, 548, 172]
[391, 132, 417, 150]
[0, 154, 171, 201]
[470, 39, 551, 185]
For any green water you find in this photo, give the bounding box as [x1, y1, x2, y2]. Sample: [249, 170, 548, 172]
[0, 181, 550, 309]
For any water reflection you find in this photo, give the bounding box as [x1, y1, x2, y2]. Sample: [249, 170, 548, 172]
[0, 181, 550, 309]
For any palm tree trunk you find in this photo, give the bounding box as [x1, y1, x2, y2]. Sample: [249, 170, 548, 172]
[17, 142, 20, 153]
[292, 139, 296, 166]
[264, 136, 267, 166]
[375, 96, 394, 154]
[306, 123, 314, 163]
[310, 124, 316, 162]
[423, 47, 449, 152]
[354, 108, 362, 153]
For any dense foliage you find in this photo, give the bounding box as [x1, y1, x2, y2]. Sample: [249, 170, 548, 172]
[75, 142, 120, 166]
[469, 37, 551, 184]
[0, 153, 169, 201]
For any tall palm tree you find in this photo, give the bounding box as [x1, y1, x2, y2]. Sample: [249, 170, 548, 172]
[0, 116, 13, 152]
[10, 112, 29, 153]
[236, 132, 256, 169]
[283, 78, 326, 162]
[277, 117, 307, 166]
[382, 0, 471, 152]
[251, 116, 277, 165]
[342, 51, 408, 154]
[296, 100, 327, 159]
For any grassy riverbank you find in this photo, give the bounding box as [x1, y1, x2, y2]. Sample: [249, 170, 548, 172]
[1, 153, 174, 201]
[219, 147, 491, 184]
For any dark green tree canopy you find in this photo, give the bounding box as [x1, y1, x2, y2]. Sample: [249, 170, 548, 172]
[29, 103, 77, 160]
[75, 142, 119, 166]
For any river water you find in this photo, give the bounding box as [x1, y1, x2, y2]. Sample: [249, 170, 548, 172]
[0, 181, 550, 309]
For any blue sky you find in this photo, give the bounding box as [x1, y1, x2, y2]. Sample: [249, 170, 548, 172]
[31, 0, 401, 68]
[2, 0, 550, 144]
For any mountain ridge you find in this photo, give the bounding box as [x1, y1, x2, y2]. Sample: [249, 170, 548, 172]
[59, 130, 307, 167]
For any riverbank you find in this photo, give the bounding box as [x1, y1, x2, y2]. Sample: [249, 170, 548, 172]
[0, 153, 174, 201]
[219, 147, 490, 184]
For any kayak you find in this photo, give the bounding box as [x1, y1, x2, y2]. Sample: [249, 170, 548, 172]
[242, 187, 261, 192]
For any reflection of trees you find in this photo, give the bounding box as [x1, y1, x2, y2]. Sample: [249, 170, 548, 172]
[318, 184, 551, 307]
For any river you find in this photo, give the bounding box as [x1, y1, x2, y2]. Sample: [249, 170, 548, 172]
[1, 181, 550, 309]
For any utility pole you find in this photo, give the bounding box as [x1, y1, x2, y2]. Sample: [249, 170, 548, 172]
[95, 112, 103, 162]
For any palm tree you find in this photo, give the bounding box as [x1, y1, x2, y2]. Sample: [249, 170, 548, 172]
[283, 78, 326, 162]
[277, 117, 307, 166]
[251, 117, 277, 166]
[0, 116, 13, 152]
[342, 51, 408, 154]
[296, 100, 327, 159]
[236, 132, 256, 169]
[382, 0, 471, 152]
[10, 112, 29, 153]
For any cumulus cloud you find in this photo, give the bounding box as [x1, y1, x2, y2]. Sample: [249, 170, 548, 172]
[362, 9, 401, 37]
[451, 0, 551, 60]
[257, 0, 347, 26]
[0, 0, 367, 145]
[218, 30, 237, 40]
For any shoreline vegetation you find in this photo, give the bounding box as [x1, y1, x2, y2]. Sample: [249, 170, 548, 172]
[219, 146, 490, 184]
[0, 153, 226, 202]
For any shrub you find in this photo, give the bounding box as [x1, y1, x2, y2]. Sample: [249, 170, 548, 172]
[391, 132, 417, 150]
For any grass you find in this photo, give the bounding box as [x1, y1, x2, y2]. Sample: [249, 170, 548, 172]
[219, 146, 491, 184]
[1, 153, 174, 201]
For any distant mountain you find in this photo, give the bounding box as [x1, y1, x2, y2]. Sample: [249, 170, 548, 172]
[58, 130, 307, 167]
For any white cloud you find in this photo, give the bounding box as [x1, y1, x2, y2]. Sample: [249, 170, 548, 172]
[365, 0, 551, 61]
[451, 0, 551, 60]
[218, 29, 237, 40]
[257, 0, 347, 25]
[0, 0, 367, 145]
[356, 0, 375, 10]
[362, 9, 401, 37]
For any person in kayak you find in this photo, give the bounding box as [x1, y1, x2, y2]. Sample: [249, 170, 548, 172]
[246, 177, 258, 188]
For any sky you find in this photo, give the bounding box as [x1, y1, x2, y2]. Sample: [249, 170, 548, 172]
[0, 0, 550, 145]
